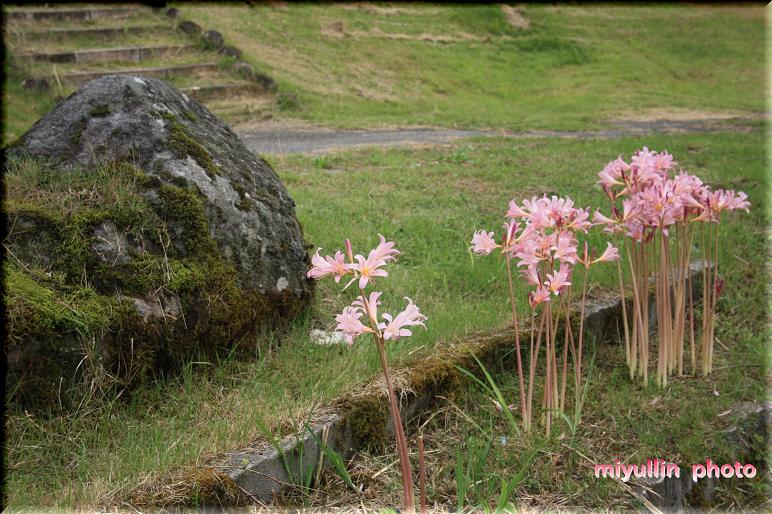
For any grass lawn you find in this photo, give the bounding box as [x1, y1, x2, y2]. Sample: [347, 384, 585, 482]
[176, 3, 764, 130]
[5, 129, 767, 509]
[3, 3, 767, 510]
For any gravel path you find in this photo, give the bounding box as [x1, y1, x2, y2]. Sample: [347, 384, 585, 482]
[237, 117, 760, 155]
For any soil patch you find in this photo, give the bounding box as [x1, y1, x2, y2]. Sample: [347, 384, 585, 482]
[501, 4, 529, 30]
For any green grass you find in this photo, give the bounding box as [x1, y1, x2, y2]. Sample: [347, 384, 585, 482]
[277, 130, 769, 510]
[3, 6, 160, 31]
[4, 4, 763, 141]
[2, 53, 254, 143]
[2, 5, 766, 509]
[2, 61, 58, 144]
[5, 130, 766, 509]
[177, 3, 764, 130]
[347, 285, 769, 511]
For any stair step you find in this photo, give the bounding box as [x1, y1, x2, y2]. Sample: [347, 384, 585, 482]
[5, 6, 144, 21]
[19, 24, 171, 40]
[181, 83, 268, 101]
[60, 63, 222, 86]
[17, 44, 194, 64]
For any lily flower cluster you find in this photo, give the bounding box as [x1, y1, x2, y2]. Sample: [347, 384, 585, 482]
[593, 147, 750, 385]
[308, 236, 427, 344]
[472, 195, 618, 309]
[470, 195, 619, 435]
[593, 147, 749, 238]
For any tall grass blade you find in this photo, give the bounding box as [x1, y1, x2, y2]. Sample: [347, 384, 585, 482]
[304, 423, 359, 492]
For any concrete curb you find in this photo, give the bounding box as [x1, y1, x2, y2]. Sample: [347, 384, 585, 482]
[217, 261, 714, 504]
[61, 63, 221, 86]
[181, 83, 268, 101]
[6, 7, 141, 21]
[22, 25, 170, 41]
[18, 44, 194, 64]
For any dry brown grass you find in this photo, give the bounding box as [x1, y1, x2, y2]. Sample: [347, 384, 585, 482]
[501, 4, 530, 30]
[611, 107, 757, 123]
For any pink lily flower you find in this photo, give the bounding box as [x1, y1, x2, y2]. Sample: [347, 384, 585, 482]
[520, 266, 541, 286]
[353, 291, 383, 326]
[621, 198, 640, 222]
[592, 242, 620, 264]
[624, 219, 645, 241]
[352, 254, 389, 289]
[631, 147, 657, 176]
[506, 199, 528, 219]
[307, 250, 351, 282]
[598, 156, 629, 192]
[515, 238, 543, 268]
[552, 235, 578, 265]
[350, 237, 400, 289]
[380, 297, 427, 341]
[593, 210, 617, 226]
[592, 210, 623, 235]
[471, 230, 498, 255]
[529, 285, 552, 308]
[501, 220, 520, 249]
[369, 234, 401, 264]
[565, 208, 592, 233]
[653, 150, 675, 172]
[715, 190, 751, 213]
[335, 305, 374, 345]
[546, 265, 572, 295]
[546, 195, 574, 223]
[528, 205, 554, 230]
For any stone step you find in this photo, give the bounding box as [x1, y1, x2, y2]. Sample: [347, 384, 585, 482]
[18, 24, 171, 40]
[60, 63, 222, 86]
[5, 6, 144, 21]
[17, 44, 194, 64]
[181, 83, 269, 101]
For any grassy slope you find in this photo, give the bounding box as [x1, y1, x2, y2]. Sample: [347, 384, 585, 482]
[3, 5, 764, 139]
[5, 130, 766, 508]
[178, 3, 764, 130]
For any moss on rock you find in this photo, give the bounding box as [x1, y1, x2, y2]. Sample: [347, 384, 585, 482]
[340, 394, 390, 451]
[3, 157, 294, 410]
[69, 117, 88, 147]
[89, 103, 110, 117]
[162, 113, 221, 180]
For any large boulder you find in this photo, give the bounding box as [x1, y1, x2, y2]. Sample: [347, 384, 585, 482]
[5, 75, 313, 407]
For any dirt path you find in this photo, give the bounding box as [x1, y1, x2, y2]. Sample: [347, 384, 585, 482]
[237, 116, 761, 155]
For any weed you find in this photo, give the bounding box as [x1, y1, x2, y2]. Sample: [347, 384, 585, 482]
[312, 155, 335, 170]
[305, 423, 359, 493]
